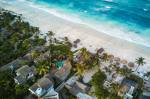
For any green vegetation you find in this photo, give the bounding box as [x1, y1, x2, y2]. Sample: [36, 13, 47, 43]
[0, 8, 46, 66]
[0, 70, 30, 99]
[59, 88, 76, 99]
[100, 53, 109, 62]
[91, 70, 121, 99]
[117, 66, 132, 76]
[135, 57, 146, 71]
[73, 48, 100, 76]
[75, 63, 85, 75]
[0, 9, 46, 98]
[127, 74, 143, 88]
[50, 44, 73, 61]
[0, 8, 147, 99]
[91, 70, 108, 99]
[0, 70, 15, 99]
[36, 60, 50, 77]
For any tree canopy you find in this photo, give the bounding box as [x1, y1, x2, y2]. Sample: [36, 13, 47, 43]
[0, 9, 42, 66]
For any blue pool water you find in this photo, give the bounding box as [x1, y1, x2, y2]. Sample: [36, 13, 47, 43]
[4, 0, 150, 47]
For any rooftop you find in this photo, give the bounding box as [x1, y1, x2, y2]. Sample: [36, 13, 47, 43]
[66, 75, 79, 86]
[14, 65, 36, 84]
[16, 65, 36, 76]
[77, 92, 93, 99]
[29, 77, 53, 97]
[54, 60, 72, 81]
[118, 78, 138, 97]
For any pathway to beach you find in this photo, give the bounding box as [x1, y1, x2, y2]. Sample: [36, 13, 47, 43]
[0, 0, 150, 72]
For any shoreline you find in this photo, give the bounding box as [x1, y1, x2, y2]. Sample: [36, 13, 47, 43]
[0, 1, 150, 72]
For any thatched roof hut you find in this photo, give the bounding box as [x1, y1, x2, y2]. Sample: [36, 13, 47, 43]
[97, 48, 104, 54]
[128, 62, 134, 67]
[108, 54, 114, 60]
[121, 60, 128, 64]
[114, 57, 121, 61]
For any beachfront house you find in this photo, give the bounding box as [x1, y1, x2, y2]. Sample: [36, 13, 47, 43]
[14, 65, 36, 84]
[1, 58, 21, 70]
[141, 75, 150, 99]
[76, 92, 93, 99]
[54, 60, 72, 82]
[118, 78, 138, 99]
[29, 77, 59, 99]
[65, 76, 93, 99]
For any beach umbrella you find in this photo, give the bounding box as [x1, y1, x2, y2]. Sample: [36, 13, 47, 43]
[108, 54, 114, 60]
[116, 62, 120, 66]
[97, 48, 104, 54]
[114, 57, 120, 61]
[128, 62, 134, 67]
[121, 60, 128, 64]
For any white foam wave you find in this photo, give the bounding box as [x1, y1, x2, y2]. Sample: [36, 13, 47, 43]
[88, 22, 150, 47]
[104, 0, 113, 2]
[1, 0, 150, 48]
[28, 2, 83, 24]
[143, 8, 148, 11]
[105, 6, 112, 9]
[34, 4, 150, 47]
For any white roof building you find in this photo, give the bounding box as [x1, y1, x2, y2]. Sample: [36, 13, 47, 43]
[77, 92, 93, 99]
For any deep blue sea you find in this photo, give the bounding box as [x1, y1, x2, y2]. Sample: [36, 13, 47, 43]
[4, 0, 150, 47]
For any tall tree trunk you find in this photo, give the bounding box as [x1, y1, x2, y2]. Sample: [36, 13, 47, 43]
[135, 65, 140, 72]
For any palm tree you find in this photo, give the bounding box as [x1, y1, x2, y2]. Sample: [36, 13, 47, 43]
[92, 53, 100, 67]
[63, 37, 72, 48]
[76, 63, 85, 76]
[101, 53, 109, 62]
[31, 50, 40, 59]
[34, 27, 40, 34]
[111, 83, 120, 95]
[119, 67, 132, 76]
[135, 57, 146, 71]
[47, 31, 55, 64]
[36, 65, 50, 76]
[80, 48, 91, 61]
[48, 31, 54, 37]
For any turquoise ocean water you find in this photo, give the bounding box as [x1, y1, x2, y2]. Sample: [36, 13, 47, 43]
[3, 0, 150, 47]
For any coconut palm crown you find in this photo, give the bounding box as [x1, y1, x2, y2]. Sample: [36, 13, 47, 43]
[135, 57, 146, 71]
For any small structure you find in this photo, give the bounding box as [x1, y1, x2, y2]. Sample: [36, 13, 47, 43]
[73, 39, 80, 44]
[121, 60, 128, 65]
[128, 62, 135, 68]
[103, 80, 112, 89]
[55, 61, 65, 69]
[108, 54, 114, 63]
[118, 78, 138, 99]
[29, 77, 59, 99]
[97, 48, 104, 54]
[14, 65, 36, 84]
[34, 46, 46, 52]
[1, 58, 21, 70]
[77, 92, 93, 99]
[54, 60, 72, 81]
[66, 76, 79, 86]
[65, 76, 93, 99]
[34, 51, 50, 63]
[112, 74, 125, 84]
[124, 86, 134, 99]
[114, 57, 121, 62]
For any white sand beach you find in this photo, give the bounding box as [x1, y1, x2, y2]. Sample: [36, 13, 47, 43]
[0, 0, 150, 72]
